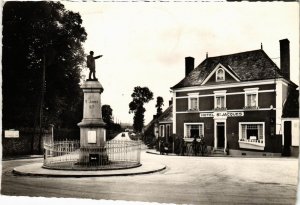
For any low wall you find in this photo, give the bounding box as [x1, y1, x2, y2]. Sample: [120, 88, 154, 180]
[2, 128, 80, 157]
[2, 128, 50, 157]
[228, 149, 281, 157]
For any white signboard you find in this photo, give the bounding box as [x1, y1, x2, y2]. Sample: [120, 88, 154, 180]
[87, 131, 97, 144]
[199, 113, 214, 117]
[5, 130, 19, 138]
[200, 112, 244, 118]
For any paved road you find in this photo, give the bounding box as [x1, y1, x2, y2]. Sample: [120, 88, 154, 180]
[1, 151, 298, 204]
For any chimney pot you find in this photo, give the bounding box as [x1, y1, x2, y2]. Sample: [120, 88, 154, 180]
[185, 57, 194, 77]
[279, 39, 290, 80]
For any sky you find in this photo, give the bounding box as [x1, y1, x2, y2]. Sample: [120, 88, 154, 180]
[63, 2, 299, 125]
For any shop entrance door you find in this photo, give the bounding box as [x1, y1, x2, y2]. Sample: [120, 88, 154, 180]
[217, 122, 225, 148]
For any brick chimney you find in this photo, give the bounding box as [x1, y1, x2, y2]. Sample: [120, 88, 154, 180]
[185, 57, 194, 77]
[279, 39, 290, 80]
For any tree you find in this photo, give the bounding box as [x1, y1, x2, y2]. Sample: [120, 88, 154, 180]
[155, 96, 164, 117]
[101, 104, 122, 141]
[102, 105, 113, 125]
[129, 86, 153, 132]
[2, 1, 87, 130]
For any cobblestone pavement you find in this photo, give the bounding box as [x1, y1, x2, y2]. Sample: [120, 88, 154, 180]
[1, 151, 298, 205]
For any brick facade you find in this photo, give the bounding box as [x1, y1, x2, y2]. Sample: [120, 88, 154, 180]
[171, 40, 298, 155]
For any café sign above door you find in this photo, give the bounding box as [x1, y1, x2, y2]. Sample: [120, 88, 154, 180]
[200, 112, 244, 118]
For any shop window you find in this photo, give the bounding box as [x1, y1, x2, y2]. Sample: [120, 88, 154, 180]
[184, 123, 204, 138]
[239, 122, 264, 144]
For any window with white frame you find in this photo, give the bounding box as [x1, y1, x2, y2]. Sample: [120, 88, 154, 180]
[166, 124, 171, 137]
[159, 125, 164, 137]
[239, 122, 264, 143]
[244, 88, 259, 108]
[214, 90, 226, 109]
[215, 95, 225, 108]
[246, 94, 257, 106]
[216, 68, 225, 82]
[184, 123, 204, 138]
[188, 93, 199, 111]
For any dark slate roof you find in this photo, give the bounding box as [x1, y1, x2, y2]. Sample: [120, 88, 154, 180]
[157, 105, 173, 122]
[172, 49, 284, 89]
[143, 105, 173, 134]
[143, 118, 156, 135]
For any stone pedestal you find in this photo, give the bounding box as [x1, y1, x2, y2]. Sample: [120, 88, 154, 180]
[77, 80, 108, 165]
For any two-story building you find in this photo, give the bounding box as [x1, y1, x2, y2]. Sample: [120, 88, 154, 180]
[171, 39, 298, 156]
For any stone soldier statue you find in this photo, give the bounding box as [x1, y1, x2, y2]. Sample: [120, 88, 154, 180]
[87, 51, 103, 80]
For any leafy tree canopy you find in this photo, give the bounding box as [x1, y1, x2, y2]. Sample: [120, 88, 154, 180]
[2, 1, 87, 129]
[101, 104, 122, 141]
[129, 86, 153, 132]
[102, 104, 113, 125]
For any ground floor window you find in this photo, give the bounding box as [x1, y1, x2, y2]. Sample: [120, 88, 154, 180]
[166, 124, 171, 137]
[184, 123, 204, 138]
[239, 122, 264, 143]
[159, 125, 164, 137]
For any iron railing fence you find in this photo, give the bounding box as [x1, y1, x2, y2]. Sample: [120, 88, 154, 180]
[43, 139, 142, 170]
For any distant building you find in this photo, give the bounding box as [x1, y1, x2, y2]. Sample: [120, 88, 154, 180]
[144, 101, 173, 142]
[143, 116, 158, 138]
[156, 104, 173, 142]
[120, 123, 133, 131]
[171, 39, 299, 156]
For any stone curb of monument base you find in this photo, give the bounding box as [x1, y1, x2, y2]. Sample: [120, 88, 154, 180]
[12, 161, 166, 178]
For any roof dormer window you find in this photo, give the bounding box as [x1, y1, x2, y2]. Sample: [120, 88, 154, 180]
[216, 68, 225, 82]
